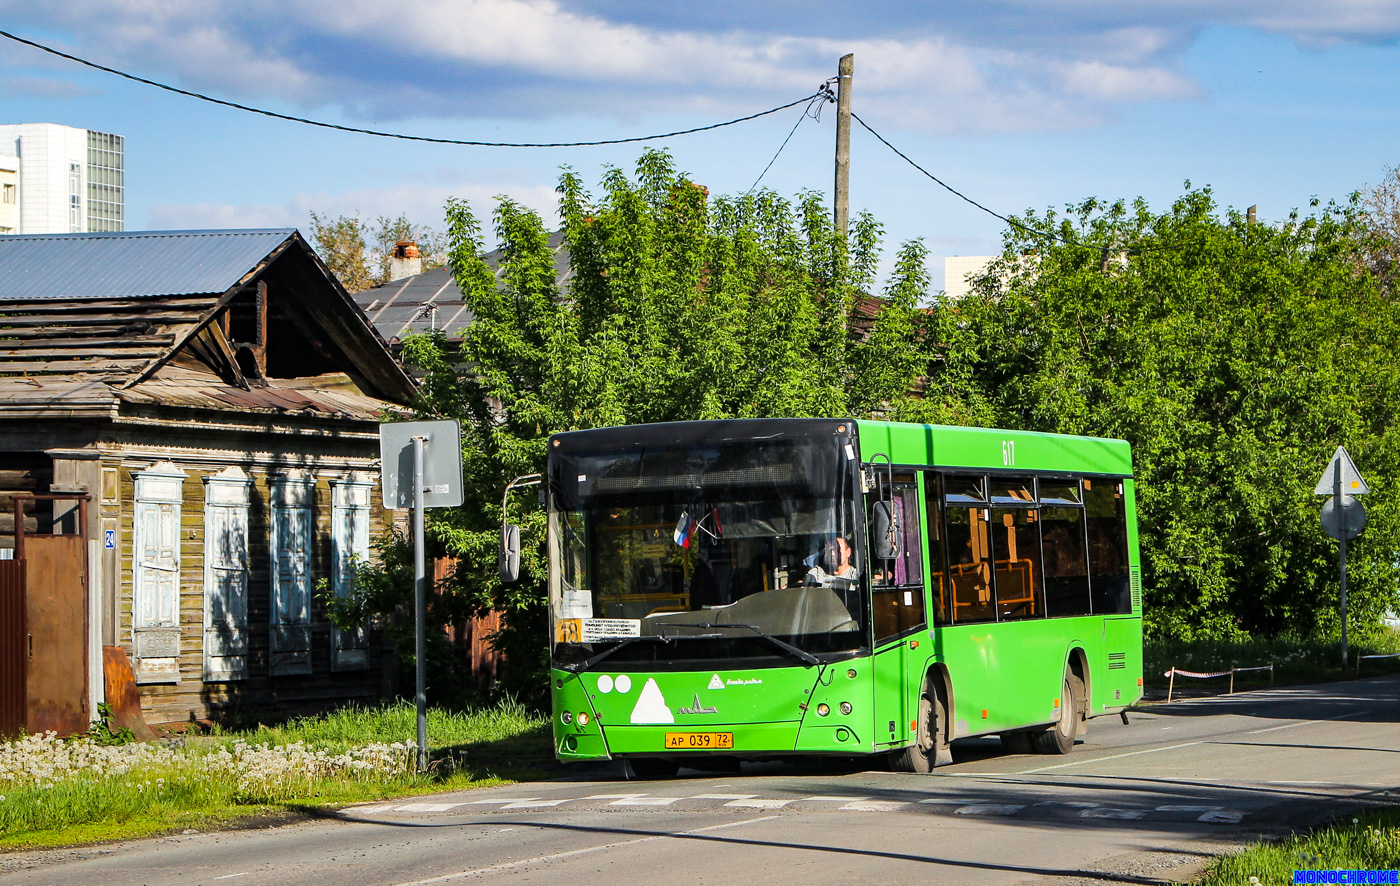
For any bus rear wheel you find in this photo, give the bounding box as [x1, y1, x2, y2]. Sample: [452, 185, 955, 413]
[1000, 731, 1035, 754]
[1032, 672, 1084, 755]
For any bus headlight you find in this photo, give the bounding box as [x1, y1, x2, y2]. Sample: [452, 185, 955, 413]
[816, 703, 830, 717]
[561, 711, 573, 725]
[577, 712, 590, 726]
[839, 702, 853, 716]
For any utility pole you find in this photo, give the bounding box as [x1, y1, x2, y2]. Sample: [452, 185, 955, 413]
[834, 53, 853, 238]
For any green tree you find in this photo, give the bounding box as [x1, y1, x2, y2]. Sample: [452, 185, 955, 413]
[308, 212, 447, 292]
[943, 188, 1400, 640]
[309, 212, 374, 292]
[342, 151, 933, 703]
[1356, 165, 1400, 298]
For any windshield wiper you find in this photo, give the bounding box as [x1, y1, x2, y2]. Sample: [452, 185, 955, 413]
[562, 635, 670, 674]
[659, 622, 821, 667]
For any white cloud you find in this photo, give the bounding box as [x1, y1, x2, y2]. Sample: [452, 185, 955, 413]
[0, 0, 1218, 136]
[37, 0, 1400, 136]
[0, 76, 96, 99]
[1056, 59, 1199, 102]
[146, 179, 561, 242]
[1244, 1, 1400, 45]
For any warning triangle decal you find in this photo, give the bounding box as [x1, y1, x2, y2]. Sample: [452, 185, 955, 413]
[629, 678, 675, 724]
[708, 674, 724, 690]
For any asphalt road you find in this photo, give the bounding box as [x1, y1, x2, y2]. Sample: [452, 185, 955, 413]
[4, 676, 1398, 886]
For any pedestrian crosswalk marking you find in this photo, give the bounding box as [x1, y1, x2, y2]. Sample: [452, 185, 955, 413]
[1199, 810, 1244, 823]
[954, 804, 1024, 816]
[345, 793, 1245, 824]
[1080, 808, 1145, 820]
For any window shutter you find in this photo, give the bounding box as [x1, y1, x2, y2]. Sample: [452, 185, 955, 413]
[132, 462, 186, 684]
[203, 467, 251, 682]
[330, 474, 374, 671]
[270, 471, 314, 676]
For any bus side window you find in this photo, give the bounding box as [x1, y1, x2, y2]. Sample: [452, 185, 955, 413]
[945, 506, 995, 624]
[990, 507, 1044, 620]
[869, 478, 925, 642]
[1085, 479, 1132, 614]
[1041, 505, 1091, 617]
[923, 473, 949, 625]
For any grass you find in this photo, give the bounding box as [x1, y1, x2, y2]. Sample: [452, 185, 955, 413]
[1200, 807, 1400, 885]
[0, 699, 552, 850]
[1145, 631, 1400, 693]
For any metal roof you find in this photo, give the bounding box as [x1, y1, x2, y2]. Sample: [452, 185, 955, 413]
[353, 230, 571, 341]
[356, 267, 475, 341]
[0, 229, 296, 301]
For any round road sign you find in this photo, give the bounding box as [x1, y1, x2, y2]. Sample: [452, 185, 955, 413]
[1322, 495, 1367, 541]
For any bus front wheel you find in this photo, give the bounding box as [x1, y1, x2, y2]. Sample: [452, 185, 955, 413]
[1032, 672, 1084, 755]
[890, 679, 952, 773]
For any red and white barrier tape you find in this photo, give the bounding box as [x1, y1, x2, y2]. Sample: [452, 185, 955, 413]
[1164, 668, 1233, 679]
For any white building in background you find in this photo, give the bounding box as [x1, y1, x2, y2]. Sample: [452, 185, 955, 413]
[0, 123, 124, 235]
[0, 154, 18, 235]
[942, 255, 997, 299]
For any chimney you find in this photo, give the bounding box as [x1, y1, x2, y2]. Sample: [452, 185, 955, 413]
[388, 240, 422, 282]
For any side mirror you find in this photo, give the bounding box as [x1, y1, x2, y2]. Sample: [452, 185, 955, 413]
[499, 524, 521, 583]
[871, 501, 899, 561]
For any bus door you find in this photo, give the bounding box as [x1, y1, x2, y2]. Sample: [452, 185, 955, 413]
[1086, 478, 1138, 709]
[867, 473, 926, 747]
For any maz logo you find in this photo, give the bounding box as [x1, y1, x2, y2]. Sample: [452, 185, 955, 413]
[677, 694, 718, 715]
[1002, 440, 1015, 466]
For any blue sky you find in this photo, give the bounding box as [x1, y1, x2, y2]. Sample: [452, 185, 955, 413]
[2, 1, 1399, 287]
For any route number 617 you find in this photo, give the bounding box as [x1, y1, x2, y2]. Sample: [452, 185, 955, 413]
[1002, 440, 1015, 467]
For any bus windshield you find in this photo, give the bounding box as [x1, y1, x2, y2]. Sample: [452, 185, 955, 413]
[548, 432, 865, 668]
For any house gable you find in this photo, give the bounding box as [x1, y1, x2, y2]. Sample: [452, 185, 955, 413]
[0, 229, 415, 412]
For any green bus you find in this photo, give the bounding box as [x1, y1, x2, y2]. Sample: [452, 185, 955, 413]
[539, 418, 1142, 777]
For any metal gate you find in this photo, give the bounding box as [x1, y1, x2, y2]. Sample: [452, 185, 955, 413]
[0, 559, 24, 738]
[13, 494, 90, 737]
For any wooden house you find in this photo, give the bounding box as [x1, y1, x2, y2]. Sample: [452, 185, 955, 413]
[0, 229, 415, 734]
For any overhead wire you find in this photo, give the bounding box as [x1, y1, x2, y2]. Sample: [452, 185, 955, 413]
[4, 25, 1161, 251]
[851, 111, 1158, 253]
[852, 111, 1072, 247]
[745, 80, 835, 196]
[0, 28, 822, 148]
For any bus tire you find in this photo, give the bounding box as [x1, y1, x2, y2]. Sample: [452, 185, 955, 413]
[624, 757, 680, 780]
[1032, 672, 1083, 755]
[1000, 731, 1035, 754]
[890, 678, 951, 773]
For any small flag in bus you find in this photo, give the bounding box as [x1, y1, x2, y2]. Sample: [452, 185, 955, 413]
[673, 510, 696, 547]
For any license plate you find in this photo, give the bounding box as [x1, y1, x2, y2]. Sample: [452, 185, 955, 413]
[664, 731, 734, 750]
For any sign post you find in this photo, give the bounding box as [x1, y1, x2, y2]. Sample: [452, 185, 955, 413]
[1315, 445, 1369, 669]
[380, 420, 463, 771]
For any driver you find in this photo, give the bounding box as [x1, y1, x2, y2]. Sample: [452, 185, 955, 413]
[807, 535, 858, 586]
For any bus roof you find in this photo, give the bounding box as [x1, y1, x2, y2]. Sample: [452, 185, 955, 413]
[854, 419, 1132, 476]
[550, 418, 1131, 478]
